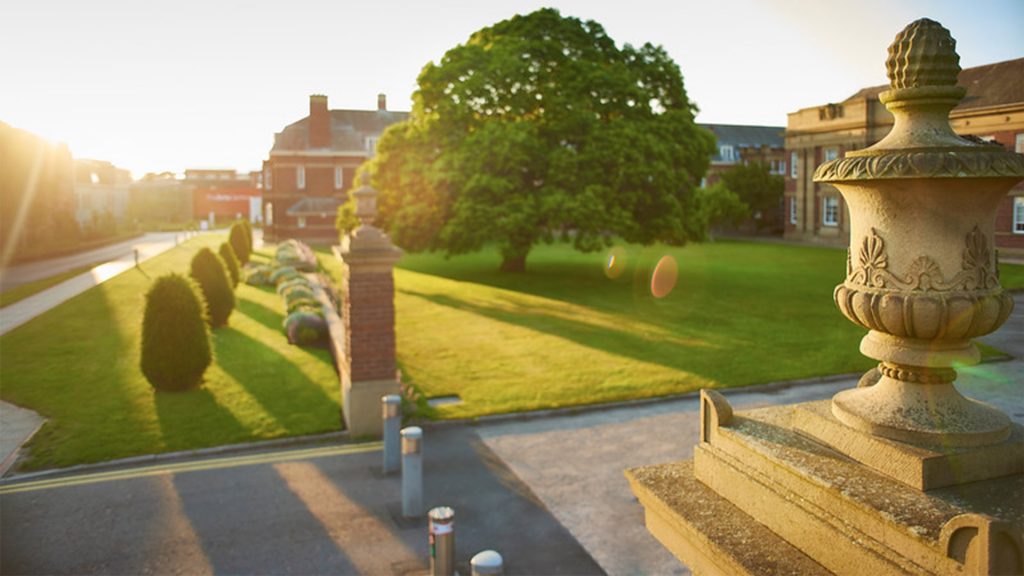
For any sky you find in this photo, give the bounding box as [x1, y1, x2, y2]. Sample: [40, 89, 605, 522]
[1, 0, 1022, 178]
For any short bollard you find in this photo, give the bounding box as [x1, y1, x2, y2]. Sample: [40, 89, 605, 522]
[429, 506, 455, 576]
[382, 395, 401, 474]
[471, 550, 504, 576]
[134, 249, 140, 267]
[401, 426, 423, 517]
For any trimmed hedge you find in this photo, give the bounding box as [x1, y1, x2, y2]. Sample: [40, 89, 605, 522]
[190, 247, 235, 327]
[140, 273, 212, 391]
[229, 222, 251, 264]
[219, 242, 241, 287]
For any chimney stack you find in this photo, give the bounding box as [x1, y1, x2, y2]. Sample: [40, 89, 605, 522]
[377, 93, 387, 112]
[309, 94, 330, 148]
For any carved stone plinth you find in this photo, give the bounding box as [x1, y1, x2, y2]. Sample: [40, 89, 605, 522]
[627, 392, 1024, 575]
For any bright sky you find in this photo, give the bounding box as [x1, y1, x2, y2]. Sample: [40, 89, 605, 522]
[2, 0, 1021, 178]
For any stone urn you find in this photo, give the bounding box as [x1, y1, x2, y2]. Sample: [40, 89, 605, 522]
[815, 19, 1024, 448]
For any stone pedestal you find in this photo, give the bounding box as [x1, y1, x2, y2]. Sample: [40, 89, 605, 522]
[337, 176, 403, 437]
[627, 392, 1024, 575]
[628, 19, 1024, 576]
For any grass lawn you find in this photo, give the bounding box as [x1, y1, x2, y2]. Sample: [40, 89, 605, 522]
[0, 262, 107, 308]
[0, 234, 341, 471]
[375, 240, 1024, 420]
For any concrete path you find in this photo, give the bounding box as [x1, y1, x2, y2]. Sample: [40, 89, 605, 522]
[0, 403, 45, 477]
[0, 232, 208, 336]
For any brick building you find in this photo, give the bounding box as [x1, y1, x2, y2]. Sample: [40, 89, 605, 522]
[785, 58, 1024, 254]
[699, 124, 787, 187]
[262, 94, 408, 243]
[184, 169, 261, 226]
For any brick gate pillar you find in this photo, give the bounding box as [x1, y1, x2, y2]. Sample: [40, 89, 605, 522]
[338, 174, 402, 437]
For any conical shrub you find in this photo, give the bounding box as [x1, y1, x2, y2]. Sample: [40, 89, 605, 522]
[229, 222, 251, 264]
[140, 273, 212, 392]
[190, 247, 235, 327]
[218, 242, 241, 287]
[241, 219, 254, 253]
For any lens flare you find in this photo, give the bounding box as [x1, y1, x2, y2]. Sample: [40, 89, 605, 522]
[604, 247, 627, 279]
[651, 255, 678, 298]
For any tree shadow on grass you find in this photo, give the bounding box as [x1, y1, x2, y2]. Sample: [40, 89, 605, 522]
[153, 387, 251, 452]
[236, 294, 283, 333]
[398, 288, 721, 378]
[215, 327, 341, 434]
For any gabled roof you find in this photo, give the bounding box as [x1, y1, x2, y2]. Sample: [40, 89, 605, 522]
[272, 109, 410, 153]
[843, 57, 1024, 111]
[699, 124, 785, 149]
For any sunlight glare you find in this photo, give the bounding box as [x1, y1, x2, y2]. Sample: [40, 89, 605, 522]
[651, 255, 679, 299]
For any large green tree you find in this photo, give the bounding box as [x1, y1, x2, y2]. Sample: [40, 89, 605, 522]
[361, 8, 715, 271]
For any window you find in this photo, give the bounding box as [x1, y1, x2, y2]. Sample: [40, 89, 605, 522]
[296, 166, 305, 190]
[823, 147, 839, 164]
[265, 203, 273, 226]
[790, 151, 798, 179]
[297, 216, 307, 229]
[334, 166, 344, 189]
[790, 196, 798, 224]
[265, 168, 272, 190]
[367, 137, 379, 156]
[1016, 133, 1023, 154]
[720, 145, 735, 162]
[823, 196, 839, 227]
[770, 159, 787, 175]
[1014, 197, 1024, 234]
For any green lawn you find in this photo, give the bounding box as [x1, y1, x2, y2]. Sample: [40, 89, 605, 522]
[0, 234, 341, 471]
[380, 241, 1024, 420]
[0, 263, 106, 308]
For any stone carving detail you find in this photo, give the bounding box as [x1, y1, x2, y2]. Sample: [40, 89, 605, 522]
[814, 149, 1024, 182]
[846, 226, 999, 292]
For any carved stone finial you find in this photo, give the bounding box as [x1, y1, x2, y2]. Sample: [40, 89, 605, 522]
[885, 18, 960, 90]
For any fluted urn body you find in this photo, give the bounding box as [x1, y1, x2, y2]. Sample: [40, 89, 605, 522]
[815, 19, 1024, 447]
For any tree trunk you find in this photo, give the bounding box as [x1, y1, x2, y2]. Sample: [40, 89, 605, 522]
[500, 253, 527, 272]
[499, 242, 530, 272]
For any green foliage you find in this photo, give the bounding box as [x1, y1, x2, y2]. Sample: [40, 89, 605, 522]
[362, 8, 715, 271]
[218, 242, 241, 287]
[240, 219, 254, 253]
[245, 264, 273, 286]
[283, 311, 327, 346]
[270, 266, 302, 286]
[695, 183, 750, 239]
[336, 195, 359, 238]
[719, 162, 785, 231]
[140, 273, 212, 392]
[229, 222, 251, 264]
[189, 247, 235, 327]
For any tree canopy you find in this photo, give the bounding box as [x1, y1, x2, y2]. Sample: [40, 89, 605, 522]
[360, 8, 715, 271]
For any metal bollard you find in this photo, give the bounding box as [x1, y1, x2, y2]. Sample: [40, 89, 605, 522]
[471, 550, 504, 576]
[382, 395, 401, 474]
[134, 249, 140, 267]
[401, 426, 423, 517]
[429, 506, 455, 576]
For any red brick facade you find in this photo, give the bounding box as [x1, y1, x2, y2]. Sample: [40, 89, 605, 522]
[344, 271, 397, 382]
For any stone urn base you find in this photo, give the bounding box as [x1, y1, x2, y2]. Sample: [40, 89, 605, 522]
[626, 391, 1024, 575]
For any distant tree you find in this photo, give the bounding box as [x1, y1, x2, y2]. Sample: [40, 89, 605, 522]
[694, 182, 750, 241]
[361, 8, 715, 271]
[140, 273, 212, 392]
[718, 162, 784, 232]
[190, 248, 235, 327]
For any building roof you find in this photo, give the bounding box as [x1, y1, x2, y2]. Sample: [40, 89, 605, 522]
[699, 123, 785, 149]
[286, 197, 343, 216]
[272, 109, 410, 153]
[843, 57, 1024, 111]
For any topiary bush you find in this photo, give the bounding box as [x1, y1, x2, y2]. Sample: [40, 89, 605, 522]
[140, 273, 212, 392]
[229, 222, 251, 264]
[218, 242, 241, 287]
[241, 219, 254, 253]
[190, 247, 235, 327]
